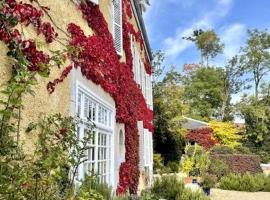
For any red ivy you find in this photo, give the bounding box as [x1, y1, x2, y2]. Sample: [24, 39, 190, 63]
[4, 0, 57, 43]
[65, 1, 153, 194]
[186, 127, 219, 150]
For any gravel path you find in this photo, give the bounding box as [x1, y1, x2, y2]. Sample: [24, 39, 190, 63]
[210, 189, 270, 200]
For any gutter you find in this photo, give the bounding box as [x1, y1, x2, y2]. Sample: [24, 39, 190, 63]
[131, 0, 153, 61]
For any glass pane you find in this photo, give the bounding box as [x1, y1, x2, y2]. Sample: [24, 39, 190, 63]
[77, 92, 82, 117]
[84, 97, 89, 118]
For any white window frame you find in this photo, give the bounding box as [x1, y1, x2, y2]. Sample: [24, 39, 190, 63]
[73, 0, 99, 5]
[112, 0, 123, 55]
[75, 81, 115, 187]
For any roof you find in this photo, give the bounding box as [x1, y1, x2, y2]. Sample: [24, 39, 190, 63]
[181, 117, 208, 130]
[131, 0, 153, 61]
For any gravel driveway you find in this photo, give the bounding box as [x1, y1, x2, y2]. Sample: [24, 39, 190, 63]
[210, 189, 270, 200]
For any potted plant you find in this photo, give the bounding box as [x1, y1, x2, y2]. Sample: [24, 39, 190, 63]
[200, 174, 216, 196]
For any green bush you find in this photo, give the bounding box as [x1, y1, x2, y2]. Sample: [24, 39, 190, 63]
[153, 154, 165, 174]
[151, 176, 184, 200]
[210, 145, 235, 154]
[177, 189, 210, 200]
[167, 161, 180, 173]
[208, 158, 229, 180]
[234, 146, 251, 154]
[263, 175, 270, 192]
[77, 175, 112, 200]
[219, 173, 267, 192]
[201, 174, 217, 189]
[181, 144, 210, 177]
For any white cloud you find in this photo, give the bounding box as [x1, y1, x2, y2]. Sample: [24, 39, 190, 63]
[163, 0, 234, 57]
[221, 23, 246, 58]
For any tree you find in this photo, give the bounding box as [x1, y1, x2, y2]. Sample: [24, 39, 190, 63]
[221, 56, 243, 121]
[183, 29, 224, 66]
[239, 29, 270, 99]
[153, 66, 187, 163]
[183, 67, 225, 121]
[239, 96, 270, 163]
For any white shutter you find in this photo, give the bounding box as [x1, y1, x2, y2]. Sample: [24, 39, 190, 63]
[138, 122, 145, 170]
[113, 0, 123, 54]
[144, 129, 151, 166]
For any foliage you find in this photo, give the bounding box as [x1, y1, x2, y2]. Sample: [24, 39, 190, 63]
[210, 145, 235, 154]
[181, 144, 211, 176]
[76, 175, 111, 200]
[153, 154, 164, 174]
[219, 173, 270, 192]
[186, 128, 219, 149]
[210, 145, 251, 155]
[208, 158, 229, 180]
[183, 67, 226, 121]
[183, 29, 224, 67]
[167, 161, 180, 173]
[153, 68, 187, 163]
[150, 176, 185, 200]
[0, 113, 95, 199]
[177, 189, 210, 200]
[209, 121, 241, 147]
[239, 97, 270, 163]
[221, 56, 243, 121]
[239, 29, 270, 99]
[200, 174, 217, 189]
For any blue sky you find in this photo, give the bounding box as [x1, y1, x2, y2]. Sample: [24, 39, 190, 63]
[143, 0, 270, 122]
[144, 0, 270, 69]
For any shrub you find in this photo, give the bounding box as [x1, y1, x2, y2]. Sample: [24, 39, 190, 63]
[201, 174, 217, 189]
[153, 154, 165, 174]
[211, 154, 263, 174]
[210, 145, 235, 154]
[208, 158, 229, 180]
[181, 144, 210, 177]
[77, 175, 112, 200]
[219, 173, 266, 192]
[209, 121, 241, 147]
[167, 161, 180, 173]
[151, 176, 184, 200]
[263, 175, 270, 192]
[234, 146, 251, 154]
[211, 145, 252, 155]
[186, 127, 219, 150]
[177, 189, 210, 200]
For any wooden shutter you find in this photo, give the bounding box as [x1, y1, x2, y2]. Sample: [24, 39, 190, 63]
[113, 0, 123, 54]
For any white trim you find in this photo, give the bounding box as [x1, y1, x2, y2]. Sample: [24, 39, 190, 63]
[74, 80, 116, 189]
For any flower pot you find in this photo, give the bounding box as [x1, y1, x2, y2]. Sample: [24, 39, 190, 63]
[192, 177, 198, 184]
[184, 177, 192, 184]
[203, 188, 211, 196]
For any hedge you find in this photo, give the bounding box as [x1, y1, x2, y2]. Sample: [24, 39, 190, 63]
[211, 154, 262, 174]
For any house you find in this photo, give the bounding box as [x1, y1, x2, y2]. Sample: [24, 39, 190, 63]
[0, 0, 153, 194]
[181, 117, 208, 130]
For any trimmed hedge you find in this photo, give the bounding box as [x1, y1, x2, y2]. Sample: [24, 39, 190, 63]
[219, 173, 270, 192]
[211, 154, 262, 174]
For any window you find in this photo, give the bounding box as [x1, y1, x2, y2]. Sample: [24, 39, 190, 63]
[113, 0, 123, 54]
[76, 86, 113, 185]
[73, 0, 99, 5]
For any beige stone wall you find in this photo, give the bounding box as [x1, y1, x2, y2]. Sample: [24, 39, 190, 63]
[0, 0, 96, 152]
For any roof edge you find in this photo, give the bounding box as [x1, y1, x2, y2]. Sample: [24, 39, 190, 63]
[131, 0, 153, 61]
